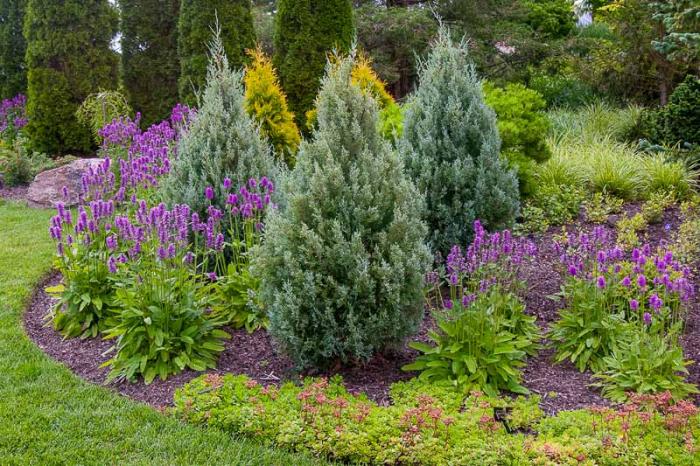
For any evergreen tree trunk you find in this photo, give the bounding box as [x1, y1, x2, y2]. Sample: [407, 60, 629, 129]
[24, 0, 118, 155]
[0, 0, 27, 99]
[121, 0, 180, 126]
[273, 0, 354, 129]
[178, 0, 256, 106]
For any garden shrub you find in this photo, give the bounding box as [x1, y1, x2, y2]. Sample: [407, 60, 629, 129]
[640, 74, 700, 148]
[401, 29, 519, 256]
[616, 213, 648, 251]
[243, 48, 300, 166]
[178, 0, 255, 105]
[483, 81, 551, 196]
[273, 0, 354, 129]
[584, 191, 624, 224]
[174, 373, 700, 465]
[253, 53, 430, 368]
[120, 0, 180, 126]
[161, 34, 276, 219]
[409, 221, 539, 396]
[523, 0, 575, 39]
[24, 0, 119, 155]
[528, 72, 597, 109]
[76, 90, 133, 144]
[0, 0, 27, 99]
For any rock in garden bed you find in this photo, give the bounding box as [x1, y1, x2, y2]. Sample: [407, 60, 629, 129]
[26, 158, 103, 208]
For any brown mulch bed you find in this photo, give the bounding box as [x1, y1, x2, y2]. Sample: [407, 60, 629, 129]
[22, 204, 700, 414]
[0, 185, 28, 201]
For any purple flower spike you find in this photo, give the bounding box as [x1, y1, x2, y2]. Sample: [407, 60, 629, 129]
[223, 177, 232, 190]
[568, 265, 577, 277]
[637, 274, 647, 289]
[596, 276, 606, 289]
[444, 299, 453, 310]
[630, 299, 639, 311]
[205, 186, 214, 201]
[643, 312, 652, 325]
[621, 276, 631, 287]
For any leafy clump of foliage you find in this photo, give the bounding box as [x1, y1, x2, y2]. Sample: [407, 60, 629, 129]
[254, 53, 430, 369]
[640, 75, 700, 148]
[24, 0, 119, 155]
[243, 48, 300, 166]
[523, 0, 575, 39]
[178, 0, 256, 106]
[174, 373, 700, 465]
[483, 81, 551, 196]
[273, 0, 354, 129]
[76, 90, 133, 144]
[407, 221, 539, 396]
[120, 0, 181, 126]
[584, 191, 624, 224]
[401, 29, 519, 256]
[161, 33, 276, 219]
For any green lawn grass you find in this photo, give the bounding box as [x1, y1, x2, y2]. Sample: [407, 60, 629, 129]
[0, 200, 324, 465]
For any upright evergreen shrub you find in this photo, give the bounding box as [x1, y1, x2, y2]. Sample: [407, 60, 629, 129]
[24, 0, 118, 155]
[244, 48, 300, 166]
[178, 0, 256, 105]
[273, 0, 354, 129]
[161, 33, 276, 217]
[401, 30, 520, 256]
[254, 53, 431, 369]
[120, 0, 180, 126]
[0, 0, 27, 99]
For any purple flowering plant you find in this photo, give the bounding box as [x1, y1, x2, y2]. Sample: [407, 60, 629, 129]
[405, 221, 540, 396]
[0, 94, 27, 145]
[550, 226, 695, 373]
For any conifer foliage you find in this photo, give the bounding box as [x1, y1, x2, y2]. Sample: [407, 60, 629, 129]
[24, 0, 118, 154]
[244, 48, 300, 166]
[161, 33, 276, 217]
[254, 53, 431, 369]
[120, 0, 180, 126]
[178, 0, 256, 105]
[0, 0, 27, 99]
[273, 0, 354, 129]
[401, 29, 519, 256]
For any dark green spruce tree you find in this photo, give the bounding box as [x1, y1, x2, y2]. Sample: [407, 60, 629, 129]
[178, 0, 256, 105]
[273, 0, 354, 129]
[0, 0, 27, 98]
[24, 0, 118, 154]
[120, 0, 181, 126]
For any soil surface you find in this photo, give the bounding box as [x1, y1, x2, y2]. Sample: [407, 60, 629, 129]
[22, 204, 700, 414]
[0, 185, 28, 201]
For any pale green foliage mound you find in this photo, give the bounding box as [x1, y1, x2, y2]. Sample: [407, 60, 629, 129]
[401, 29, 519, 256]
[254, 53, 431, 369]
[161, 34, 276, 215]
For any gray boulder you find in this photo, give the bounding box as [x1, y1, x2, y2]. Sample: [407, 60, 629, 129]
[27, 158, 103, 208]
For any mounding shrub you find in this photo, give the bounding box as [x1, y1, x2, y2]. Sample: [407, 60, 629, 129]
[483, 81, 551, 197]
[243, 48, 300, 166]
[160, 33, 276, 218]
[120, 0, 180, 126]
[400, 29, 519, 256]
[0, 0, 27, 99]
[273, 0, 354, 129]
[24, 0, 119, 155]
[641, 74, 700, 147]
[178, 0, 256, 105]
[253, 53, 431, 369]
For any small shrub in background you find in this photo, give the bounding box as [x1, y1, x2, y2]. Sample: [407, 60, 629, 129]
[406, 222, 539, 396]
[401, 28, 519, 256]
[616, 213, 647, 250]
[244, 48, 300, 166]
[517, 183, 584, 233]
[483, 82, 551, 197]
[523, 0, 575, 39]
[254, 53, 430, 369]
[640, 74, 700, 148]
[584, 191, 624, 224]
[76, 90, 133, 145]
[641, 190, 676, 224]
[528, 71, 597, 109]
[161, 33, 276, 219]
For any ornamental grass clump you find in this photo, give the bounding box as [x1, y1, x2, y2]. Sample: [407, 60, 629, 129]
[161, 32, 276, 218]
[254, 52, 431, 369]
[405, 221, 540, 396]
[400, 28, 519, 256]
[551, 227, 697, 400]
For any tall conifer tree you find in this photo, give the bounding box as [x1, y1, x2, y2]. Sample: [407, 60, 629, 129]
[273, 0, 354, 129]
[0, 0, 27, 98]
[178, 0, 256, 105]
[120, 0, 180, 126]
[24, 0, 118, 154]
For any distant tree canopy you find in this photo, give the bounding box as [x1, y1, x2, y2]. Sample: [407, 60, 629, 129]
[273, 0, 354, 129]
[0, 0, 27, 99]
[178, 0, 256, 106]
[24, 0, 119, 154]
[120, 0, 180, 126]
